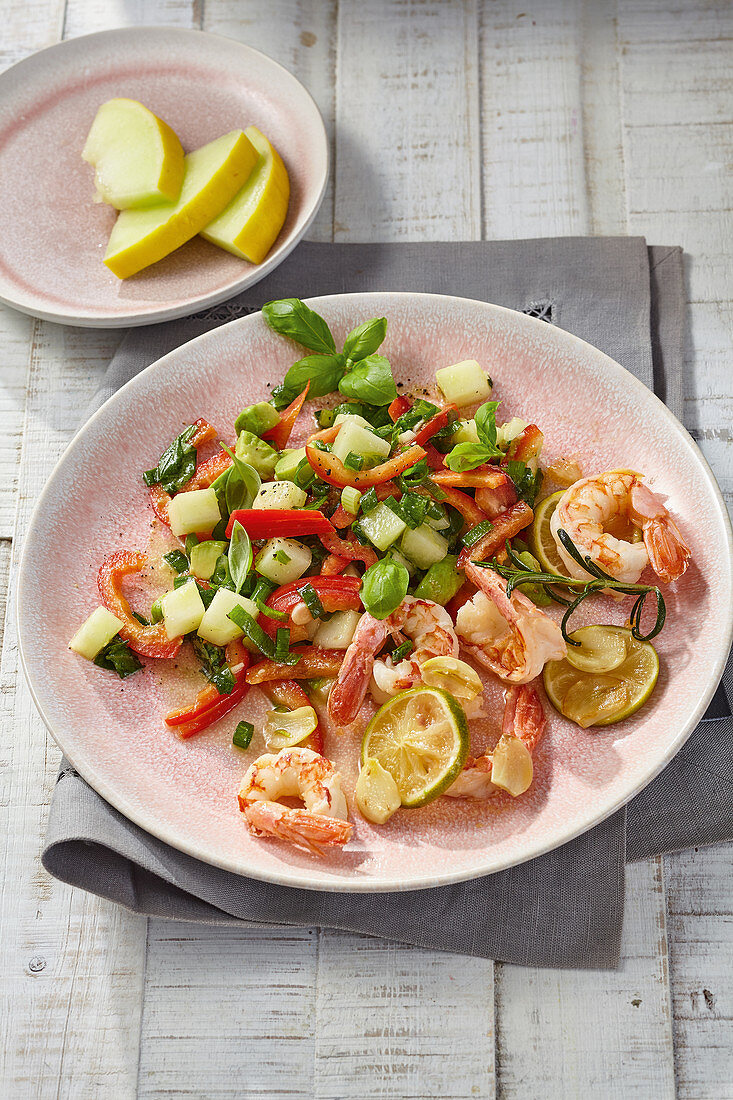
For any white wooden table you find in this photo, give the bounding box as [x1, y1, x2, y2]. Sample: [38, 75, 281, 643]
[1, 2, 731, 1096]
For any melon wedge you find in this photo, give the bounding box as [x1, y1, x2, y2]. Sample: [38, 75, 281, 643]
[104, 130, 258, 279]
[82, 98, 185, 209]
[200, 126, 289, 264]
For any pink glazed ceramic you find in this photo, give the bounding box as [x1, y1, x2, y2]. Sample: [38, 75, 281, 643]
[0, 28, 327, 327]
[17, 294, 733, 891]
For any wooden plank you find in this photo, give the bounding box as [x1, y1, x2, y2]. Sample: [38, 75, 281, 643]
[63, 0, 197, 36]
[0, 308, 33, 539]
[138, 926, 318, 1098]
[0, 322, 145, 1099]
[495, 860, 675, 1097]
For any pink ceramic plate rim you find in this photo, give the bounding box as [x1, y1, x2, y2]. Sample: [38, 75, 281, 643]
[16, 293, 733, 891]
[0, 27, 328, 328]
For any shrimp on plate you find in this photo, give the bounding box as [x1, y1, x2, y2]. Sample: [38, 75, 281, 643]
[550, 469, 690, 585]
[447, 683, 546, 799]
[455, 561, 566, 684]
[238, 746, 352, 856]
[328, 597, 458, 725]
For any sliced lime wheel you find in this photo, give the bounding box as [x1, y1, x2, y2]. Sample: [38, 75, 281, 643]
[543, 626, 659, 728]
[362, 687, 469, 807]
[530, 490, 569, 576]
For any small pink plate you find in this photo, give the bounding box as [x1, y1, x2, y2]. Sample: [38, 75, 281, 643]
[17, 294, 733, 891]
[0, 28, 328, 327]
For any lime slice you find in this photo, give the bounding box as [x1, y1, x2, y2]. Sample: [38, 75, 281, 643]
[543, 626, 659, 728]
[564, 625, 628, 674]
[530, 490, 569, 576]
[362, 687, 469, 807]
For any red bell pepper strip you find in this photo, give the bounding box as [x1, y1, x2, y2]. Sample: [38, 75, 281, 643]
[388, 395, 411, 422]
[165, 640, 250, 738]
[305, 425, 427, 489]
[329, 504, 353, 530]
[506, 424, 544, 464]
[413, 404, 458, 446]
[225, 508, 334, 540]
[98, 550, 182, 659]
[446, 580, 478, 620]
[261, 679, 324, 755]
[475, 478, 518, 519]
[319, 529, 377, 569]
[431, 468, 507, 489]
[246, 645, 347, 685]
[430, 484, 488, 529]
[261, 382, 310, 451]
[259, 575, 362, 640]
[321, 554, 350, 575]
[457, 500, 534, 568]
[423, 443, 446, 470]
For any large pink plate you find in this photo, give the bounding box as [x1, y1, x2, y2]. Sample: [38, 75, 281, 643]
[17, 294, 733, 891]
[0, 28, 327, 327]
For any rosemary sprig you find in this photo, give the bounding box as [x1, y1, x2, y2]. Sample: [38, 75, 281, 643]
[476, 530, 666, 646]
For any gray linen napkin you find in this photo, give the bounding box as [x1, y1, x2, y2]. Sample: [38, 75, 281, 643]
[41, 239, 733, 968]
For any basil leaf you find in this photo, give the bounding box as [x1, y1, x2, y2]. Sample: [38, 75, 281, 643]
[228, 520, 252, 594]
[143, 425, 197, 493]
[191, 636, 236, 695]
[506, 459, 543, 508]
[277, 354, 346, 408]
[474, 400, 503, 456]
[93, 636, 143, 679]
[444, 443, 494, 472]
[361, 557, 409, 620]
[220, 444, 261, 514]
[262, 298, 336, 354]
[338, 355, 398, 406]
[163, 549, 189, 574]
[211, 553, 233, 590]
[342, 317, 387, 361]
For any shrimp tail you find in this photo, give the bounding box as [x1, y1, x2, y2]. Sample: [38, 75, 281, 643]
[328, 615, 388, 725]
[503, 683, 546, 755]
[243, 801, 352, 856]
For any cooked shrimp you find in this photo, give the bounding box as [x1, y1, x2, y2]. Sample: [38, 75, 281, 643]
[456, 561, 566, 683]
[328, 597, 458, 725]
[238, 747, 352, 856]
[447, 683, 546, 799]
[550, 469, 690, 585]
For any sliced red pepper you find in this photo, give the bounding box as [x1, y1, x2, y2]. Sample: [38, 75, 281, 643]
[475, 478, 518, 519]
[321, 554, 350, 575]
[98, 550, 182, 659]
[446, 579, 478, 619]
[388, 395, 411, 422]
[431, 468, 507, 489]
[413, 404, 458, 446]
[305, 425, 427, 489]
[329, 504, 353, 530]
[431, 484, 488, 529]
[225, 508, 334, 540]
[457, 500, 534, 568]
[260, 575, 362, 640]
[165, 640, 250, 738]
[246, 645, 346, 685]
[423, 443, 447, 470]
[261, 382, 310, 451]
[147, 420, 227, 527]
[506, 424, 544, 464]
[260, 679, 324, 755]
[319, 529, 377, 570]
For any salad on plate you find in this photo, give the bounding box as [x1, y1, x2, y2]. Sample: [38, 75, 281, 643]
[68, 299, 691, 857]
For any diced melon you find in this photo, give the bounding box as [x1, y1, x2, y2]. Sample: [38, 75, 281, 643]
[401, 523, 449, 569]
[200, 126, 290, 264]
[189, 540, 227, 581]
[82, 97, 185, 210]
[104, 130, 258, 278]
[332, 421, 390, 467]
[496, 417, 528, 450]
[358, 502, 406, 551]
[387, 547, 416, 577]
[253, 480, 307, 510]
[162, 579, 205, 639]
[313, 609, 362, 650]
[197, 587, 259, 647]
[69, 606, 124, 660]
[255, 538, 312, 585]
[168, 487, 221, 537]
[435, 359, 492, 406]
[450, 419, 480, 445]
[334, 411, 372, 429]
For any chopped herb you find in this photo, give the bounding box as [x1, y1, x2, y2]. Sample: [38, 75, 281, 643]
[150, 599, 163, 624]
[93, 636, 143, 679]
[184, 534, 199, 555]
[393, 399, 440, 435]
[275, 628, 301, 665]
[132, 611, 149, 626]
[316, 408, 336, 428]
[192, 636, 236, 695]
[391, 639, 414, 663]
[233, 721, 255, 749]
[506, 459, 543, 508]
[397, 492, 429, 529]
[344, 451, 364, 471]
[360, 488, 379, 514]
[274, 549, 292, 565]
[256, 600, 288, 620]
[227, 605, 275, 657]
[210, 554, 232, 590]
[301, 582, 326, 619]
[164, 549, 189, 574]
[462, 520, 495, 548]
[143, 425, 197, 493]
[173, 574, 190, 589]
[196, 582, 216, 609]
[252, 577, 277, 603]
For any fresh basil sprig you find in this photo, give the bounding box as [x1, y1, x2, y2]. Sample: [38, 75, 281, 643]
[445, 400, 503, 472]
[342, 317, 387, 361]
[273, 354, 346, 408]
[228, 520, 252, 594]
[338, 354, 397, 406]
[361, 557, 409, 620]
[262, 298, 336, 354]
[143, 425, 197, 493]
